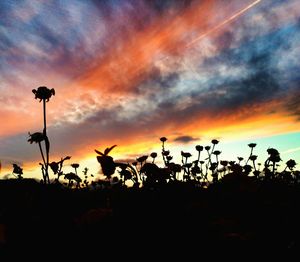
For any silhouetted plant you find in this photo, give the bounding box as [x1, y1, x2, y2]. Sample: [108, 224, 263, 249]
[237, 157, 244, 165]
[28, 131, 49, 183]
[265, 148, 282, 178]
[12, 163, 23, 179]
[285, 159, 297, 171]
[115, 162, 139, 186]
[246, 143, 257, 165]
[150, 152, 157, 163]
[30, 86, 55, 184]
[195, 145, 203, 162]
[220, 160, 228, 177]
[249, 155, 258, 171]
[181, 151, 192, 181]
[64, 172, 82, 188]
[71, 163, 80, 175]
[95, 145, 117, 179]
[160, 137, 172, 167]
[136, 155, 148, 183]
[49, 156, 71, 183]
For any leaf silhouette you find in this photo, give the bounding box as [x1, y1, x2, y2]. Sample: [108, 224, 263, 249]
[95, 149, 104, 156]
[104, 145, 117, 156]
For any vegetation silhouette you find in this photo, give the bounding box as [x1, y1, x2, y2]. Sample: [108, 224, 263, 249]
[0, 87, 300, 258]
[28, 86, 55, 184]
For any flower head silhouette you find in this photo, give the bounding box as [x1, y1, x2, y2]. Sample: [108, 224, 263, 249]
[95, 145, 117, 179]
[286, 159, 297, 170]
[211, 139, 219, 145]
[248, 143, 257, 148]
[28, 132, 45, 144]
[12, 163, 23, 179]
[32, 86, 55, 102]
[12, 163, 23, 175]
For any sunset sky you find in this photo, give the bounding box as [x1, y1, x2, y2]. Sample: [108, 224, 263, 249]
[0, 0, 300, 180]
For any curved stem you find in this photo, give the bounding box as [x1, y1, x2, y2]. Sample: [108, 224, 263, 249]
[38, 142, 46, 167]
[38, 142, 47, 183]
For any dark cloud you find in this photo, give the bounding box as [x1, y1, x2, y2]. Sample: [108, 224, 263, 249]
[285, 91, 300, 120]
[134, 66, 180, 96]
[173, 135, 199, 144]
[147, 0, 194, 13]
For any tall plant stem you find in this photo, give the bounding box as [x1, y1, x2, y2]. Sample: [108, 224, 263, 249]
[43, 99, 49, 183]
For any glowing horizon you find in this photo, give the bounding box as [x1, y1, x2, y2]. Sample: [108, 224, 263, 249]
[0, 0, 300, 180]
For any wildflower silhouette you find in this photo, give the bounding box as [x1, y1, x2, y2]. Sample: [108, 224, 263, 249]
[64, 172, 81, 188]
[249, 155, 258, 171]
[150, 152, 157, 163]
[71, 163, 80, 175]
[285, 159, 297, 171]
[28, 131, 48, 183]
[237, 157, 244, 165]
[95, 145, 117, 179]
[265, 148, 282, 177]
[49, 156, 71, 183]
[30, 86, 55, 184]
[195, 145, 203, 162]
[246, 143, 257, 165]
[12, 163, 23, 179]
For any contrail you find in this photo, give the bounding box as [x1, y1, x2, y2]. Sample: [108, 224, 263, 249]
[282, 146, 300, 155]
[185, 0, 262, 48]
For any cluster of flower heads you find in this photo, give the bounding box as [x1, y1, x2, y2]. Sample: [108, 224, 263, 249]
[93, 137, 299, 188]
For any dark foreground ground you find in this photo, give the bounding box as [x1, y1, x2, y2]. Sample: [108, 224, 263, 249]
[1, 177, 300, 259]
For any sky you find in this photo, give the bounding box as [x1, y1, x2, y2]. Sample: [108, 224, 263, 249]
[0, 0, 300, 180]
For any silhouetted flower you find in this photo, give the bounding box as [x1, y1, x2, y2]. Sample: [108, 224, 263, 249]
[209, 162, 218, 171]
[286, 159, 297, 170]
[248, 143, 257, 148]
[220, 160, 228, 166]
[150, 152, 157, 159]
[95, 145, 117, 179]
[211, 139, 219, 145]
[160, 137, 167, 142]
[71, 163, 80, 169]
[12, 163, 23, 175]
[49, 161, 59, 174]
[28, 132, 45, 144]
[32, 86, 55, 102]
[205, 146, 211, 151]
[229, 161, 236, 166]
[181, 151, 192, 158]
[267, 148, 281, 163]
[137, 155, 148, 163]
[267, 148, 279, 156]
[162, 150, 170, 156]
[166, 156, 173, 161]
[195, 145, 203, 151]
[150, 152, 157, 163]
[213, 150, 221, 156]
[237, 157, 244, 162]
[64, 172, 81, 187]
[243, 164, 252, 174]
